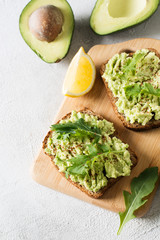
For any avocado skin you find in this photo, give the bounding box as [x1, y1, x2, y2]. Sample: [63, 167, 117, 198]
[90, 0, 160, 35]
[19, 0, 74, 63]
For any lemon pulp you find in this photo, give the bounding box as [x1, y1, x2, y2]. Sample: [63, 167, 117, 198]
[69, 56, 93, 94]
[62, 47, 96, 97]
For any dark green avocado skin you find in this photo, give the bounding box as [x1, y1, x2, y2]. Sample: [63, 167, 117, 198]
[90, 0, 160, 35]
[19, 0, 74, 63]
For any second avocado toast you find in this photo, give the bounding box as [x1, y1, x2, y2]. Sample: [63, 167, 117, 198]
[100, 48, 160, 130]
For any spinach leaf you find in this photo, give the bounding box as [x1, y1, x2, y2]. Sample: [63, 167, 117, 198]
[117, 167, 158, 235]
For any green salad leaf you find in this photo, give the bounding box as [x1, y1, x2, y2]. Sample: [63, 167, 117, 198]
[125, 83, 160, 99]
[51, 118, 101, 141]
[117, 167, 158, 235]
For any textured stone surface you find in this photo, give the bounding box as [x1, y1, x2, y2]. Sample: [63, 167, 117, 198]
[1, 0, 160, 239]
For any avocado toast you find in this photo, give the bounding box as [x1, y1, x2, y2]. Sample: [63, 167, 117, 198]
[43, 109, 137, 198]
[100, 48, 160, 130]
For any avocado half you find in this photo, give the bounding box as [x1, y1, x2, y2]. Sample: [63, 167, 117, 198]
[90, 0, 159, 35]
[19, 0, 74, 63]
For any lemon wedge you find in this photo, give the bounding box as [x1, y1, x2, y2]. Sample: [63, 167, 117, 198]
[62, 47, 96, 97]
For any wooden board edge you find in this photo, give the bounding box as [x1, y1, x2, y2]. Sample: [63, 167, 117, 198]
[87, 38, 160, 55]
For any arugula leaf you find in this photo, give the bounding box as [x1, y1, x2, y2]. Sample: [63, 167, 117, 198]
[125, 83, 160, 99]
[117, 167, 158, 235]
[66, 154, 93, 177]
[141, 83, 160, 97]
[65, 144, 124, 177]
[51, 118, 101, 141]
[123, 52, 147, 76]
[124, 84, 141, 99]
[65, 143, 111, 177]
[87, 143, 110, 154]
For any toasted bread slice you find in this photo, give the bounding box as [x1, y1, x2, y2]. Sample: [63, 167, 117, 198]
[43, 108, 138, 198]
[100, 48, 160, 131]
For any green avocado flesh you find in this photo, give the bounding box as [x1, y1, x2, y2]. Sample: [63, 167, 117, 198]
[102, 49, 160, 125]
[19, 0, 74, 63]
[45, 111, 132, 193]
[90, 0, 159, 35]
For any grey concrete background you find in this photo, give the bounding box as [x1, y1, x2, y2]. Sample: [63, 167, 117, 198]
[1, 0, 160, 239]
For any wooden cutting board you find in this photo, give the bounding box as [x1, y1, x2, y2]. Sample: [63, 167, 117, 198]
[32, 38, 160, 217]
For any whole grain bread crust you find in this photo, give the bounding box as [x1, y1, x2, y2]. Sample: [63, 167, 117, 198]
[43, 108, 138, 199]
[100, 48, 160, 131]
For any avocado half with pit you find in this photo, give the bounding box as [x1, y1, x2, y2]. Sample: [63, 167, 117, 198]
[90, 0, 159, 35]
[19, 0, 74, 63]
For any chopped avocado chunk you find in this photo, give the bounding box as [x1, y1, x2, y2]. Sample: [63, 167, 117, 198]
[19, 0, 74, 63]
[45, 111, 132, 193]
[90, 0, 159, 35]
[102, 49, 160, 125]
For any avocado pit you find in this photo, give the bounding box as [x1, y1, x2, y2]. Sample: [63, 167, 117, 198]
[29, 5, 64, 42]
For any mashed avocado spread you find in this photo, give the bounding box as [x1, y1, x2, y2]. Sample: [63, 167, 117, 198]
[45, 111, 132, 193]
[102, 49, 160, 125]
